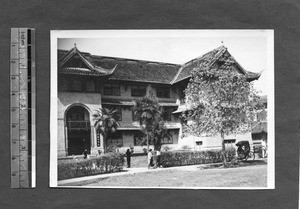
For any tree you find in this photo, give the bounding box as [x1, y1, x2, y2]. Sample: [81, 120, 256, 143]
[151, 118, 172, 150]
[182, 53, 261, 166]
[93, 107, 120, 153]
[132, 87, 169, 151]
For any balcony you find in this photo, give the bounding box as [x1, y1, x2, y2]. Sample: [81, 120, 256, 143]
[67, 120, 90, 129]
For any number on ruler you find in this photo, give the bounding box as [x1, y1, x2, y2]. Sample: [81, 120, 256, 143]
[20, 31, 26, 46]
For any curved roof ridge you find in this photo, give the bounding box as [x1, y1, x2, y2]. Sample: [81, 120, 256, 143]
[171, 45, 226, 84]
[95, 64, 118, 75]
[59, 46, 95, 70]
[59, 47, 119, 76]
[183, 45, 226, 66]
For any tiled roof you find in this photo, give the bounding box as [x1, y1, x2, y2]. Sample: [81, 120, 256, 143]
[58, 48, 180, 84]
[58, 45, 261, 84]
[93, 56, 180, 84]
[171, 46, 226, 84]
[58, 46, 117, 77]
[170, 46, 261, 84]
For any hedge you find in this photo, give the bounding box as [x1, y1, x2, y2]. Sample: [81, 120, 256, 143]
[160, 148, 236, 167]
[58, 153, 125, 180]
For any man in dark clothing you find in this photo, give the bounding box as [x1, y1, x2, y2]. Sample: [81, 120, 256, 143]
[83, 149, 88, 159]
[125, 149, 133, 168]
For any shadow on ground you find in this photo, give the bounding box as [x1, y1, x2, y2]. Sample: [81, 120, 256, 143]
[201, 159, 267, 169]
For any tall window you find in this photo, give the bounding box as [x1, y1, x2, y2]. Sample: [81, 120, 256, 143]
[178, 88, 185, 104]
[156, 86, 170, 98]
[162, 107, 176, 121]
[134, 131, 146, 146]
[131, 85, 146, 97]
[103, 83, 120, 96]
[161, 132, 173, 144]
[132, 110, 140, 122]
[107, 131, 123, 147]
[134, 131, 154, 145]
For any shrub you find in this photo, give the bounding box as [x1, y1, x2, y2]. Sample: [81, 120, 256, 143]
[58, 152, 125, 180]
[160, 148, 236, 167]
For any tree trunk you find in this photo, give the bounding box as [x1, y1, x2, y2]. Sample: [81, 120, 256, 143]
[103, 136, 107, 154]
[221, 131, 227, 167]
[147, 132, 149, 151]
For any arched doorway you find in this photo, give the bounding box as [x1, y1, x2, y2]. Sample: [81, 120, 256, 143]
[65, 105, 91, 155]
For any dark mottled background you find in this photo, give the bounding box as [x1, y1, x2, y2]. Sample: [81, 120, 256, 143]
[0, 1, 299, 208]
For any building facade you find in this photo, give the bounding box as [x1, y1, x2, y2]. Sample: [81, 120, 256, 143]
[57, 45, 261, 158]
[251, 95, 268, 146]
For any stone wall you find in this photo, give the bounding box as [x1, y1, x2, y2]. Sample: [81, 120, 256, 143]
[178, 132, 253, 150]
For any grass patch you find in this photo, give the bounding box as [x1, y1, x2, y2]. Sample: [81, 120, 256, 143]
[86, 164, 267, 187]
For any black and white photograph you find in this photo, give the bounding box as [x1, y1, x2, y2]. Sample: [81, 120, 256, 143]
[50, 30, 274, 189]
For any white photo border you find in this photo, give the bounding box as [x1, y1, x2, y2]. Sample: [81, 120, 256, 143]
[50, 30, 274, 189]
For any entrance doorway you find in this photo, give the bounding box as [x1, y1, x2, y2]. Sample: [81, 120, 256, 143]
[66, 105, 91, 155]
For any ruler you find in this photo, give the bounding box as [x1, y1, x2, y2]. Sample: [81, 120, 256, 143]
[10, 28, 35, 188]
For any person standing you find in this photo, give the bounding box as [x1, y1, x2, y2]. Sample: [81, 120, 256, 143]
[148, 149, 153, 169]
[261, 139, 267, 158]
[125, 149, 133, 168]
[83, 149, 88, 159]
[156, 148, 161, 168]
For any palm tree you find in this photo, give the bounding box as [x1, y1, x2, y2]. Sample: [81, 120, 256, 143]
[132, 87, 162, 151]
[93, 107, 120, 153]
[151, 118, 172, 150]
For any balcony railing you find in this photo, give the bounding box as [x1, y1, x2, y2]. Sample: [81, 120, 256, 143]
[67, 120, 90, 129]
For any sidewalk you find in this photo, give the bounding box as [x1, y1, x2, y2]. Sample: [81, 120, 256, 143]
[58, 158, 267, 186]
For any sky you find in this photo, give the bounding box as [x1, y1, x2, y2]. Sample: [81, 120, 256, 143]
[57, 30, 273, 95]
